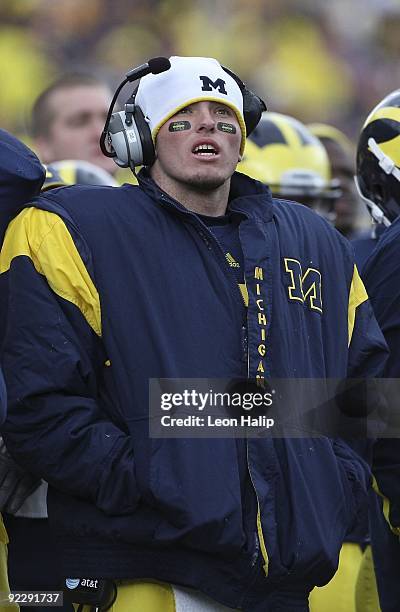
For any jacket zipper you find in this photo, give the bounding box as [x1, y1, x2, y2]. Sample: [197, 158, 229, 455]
[159, 192, 269, 573]
[244, 277, 269, 576]
[246, 442, 269, 575]
[193, 213, 270, 574]
[197, 211, 270, 575]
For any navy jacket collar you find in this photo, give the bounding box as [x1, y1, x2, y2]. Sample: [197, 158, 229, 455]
[137, 168, 274, 223]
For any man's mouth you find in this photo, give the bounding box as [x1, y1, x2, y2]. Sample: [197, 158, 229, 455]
[192, 143, 219, 156]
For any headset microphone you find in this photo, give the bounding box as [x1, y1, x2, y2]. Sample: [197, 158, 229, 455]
[125, 57, 171, 82]
[100, 57, 171, 169]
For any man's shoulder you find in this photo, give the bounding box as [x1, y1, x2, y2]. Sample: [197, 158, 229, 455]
[270, 198, 355, 278]
[38, 182, 134, 205]
[272, 197, 327, 225]
[273, 197, 348, 242]
[28, 182, 149, 220]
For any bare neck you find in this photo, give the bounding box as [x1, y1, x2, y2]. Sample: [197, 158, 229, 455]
[150, 170, 231, 217]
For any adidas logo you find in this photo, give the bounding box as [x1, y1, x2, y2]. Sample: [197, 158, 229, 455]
[226, 252, 240, 268]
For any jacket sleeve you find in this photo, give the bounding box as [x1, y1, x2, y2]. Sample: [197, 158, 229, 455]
[0, 205, 140, 516]
[347, 263, 388, 379]
[363, 228, 400, 534]
[332, 263, 388, 428]
[331, 262, 389, 543]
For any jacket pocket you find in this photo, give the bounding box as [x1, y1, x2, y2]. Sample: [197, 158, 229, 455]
[248, 437, 360, 585]
[143, 437, 247, 555]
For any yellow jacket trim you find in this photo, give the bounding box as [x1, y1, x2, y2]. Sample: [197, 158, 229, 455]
[372, 476, 400, 536]
[256, 503, 269, 575]
[239, 282, 249, 307]
[348, 265, 368, 347]
[0, 208, 102, 337]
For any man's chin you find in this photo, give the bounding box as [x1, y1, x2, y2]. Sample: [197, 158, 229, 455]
[185, 173, 227, 192]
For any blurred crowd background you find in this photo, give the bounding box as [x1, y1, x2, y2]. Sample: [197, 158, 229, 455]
[0, 0, 399, 144]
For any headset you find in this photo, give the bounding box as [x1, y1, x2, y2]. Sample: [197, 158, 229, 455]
[100, 58, 267, 171]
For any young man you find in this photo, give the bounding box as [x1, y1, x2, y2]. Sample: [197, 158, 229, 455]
[31, 74, 117, 176]
[0, 128, 45, 611]
[0, 57, 388, 611]
[357, 89, 400, 612]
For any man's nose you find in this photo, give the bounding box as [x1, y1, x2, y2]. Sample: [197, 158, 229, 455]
[196, 108, 216, 131]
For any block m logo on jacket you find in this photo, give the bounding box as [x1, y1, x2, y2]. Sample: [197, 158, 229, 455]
[283, 257, 323, 313]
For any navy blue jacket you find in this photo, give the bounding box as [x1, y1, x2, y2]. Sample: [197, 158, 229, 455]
[0, 129, 45, 425]
[0, 170, 388, 608]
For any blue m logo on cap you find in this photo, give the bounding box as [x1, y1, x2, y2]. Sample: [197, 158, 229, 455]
[199, 76, 227, 95]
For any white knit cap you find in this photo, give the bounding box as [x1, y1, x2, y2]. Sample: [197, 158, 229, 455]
[135, 56, 246, 154]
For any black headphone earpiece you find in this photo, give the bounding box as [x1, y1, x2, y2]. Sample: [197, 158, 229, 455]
[101, 61, 267, 171]
[133, 105, 155, 166]
[221, 66, 267, 136]
[241, 87, 267, 136]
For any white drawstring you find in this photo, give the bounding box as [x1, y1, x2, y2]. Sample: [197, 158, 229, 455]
[368, 137, 400, 182]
